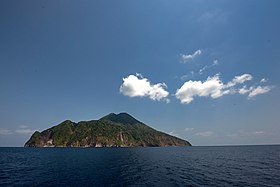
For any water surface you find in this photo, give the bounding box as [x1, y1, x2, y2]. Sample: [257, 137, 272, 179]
[0, 145, 279, 186]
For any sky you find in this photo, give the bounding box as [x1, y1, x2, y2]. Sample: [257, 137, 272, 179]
[0, 0, 280, 146]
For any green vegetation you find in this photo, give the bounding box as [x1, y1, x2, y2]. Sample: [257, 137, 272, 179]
[25, 113, 191, 147]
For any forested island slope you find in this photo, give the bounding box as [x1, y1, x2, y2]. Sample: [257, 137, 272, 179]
[25, 113, 191, 147]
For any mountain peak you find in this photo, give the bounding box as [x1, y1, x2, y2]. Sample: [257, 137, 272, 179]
[101, 112, 141, 124]
[25, 112, 191, 147]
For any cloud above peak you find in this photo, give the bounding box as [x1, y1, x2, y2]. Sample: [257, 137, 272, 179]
[120, 74, 169, 102]
[180, 49, 202, 63]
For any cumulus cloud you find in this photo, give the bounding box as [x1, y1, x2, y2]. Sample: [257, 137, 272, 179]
[226, 74, 253, 88]
[239, 85, 274, 98]
[195, 131, 213, 137]
[175, 73, 273, 104]
[248, 86, 273, 98]
[120, 74, 169, 102]
[238, 86, 252, 95]
[121, 72, 272, 104]
[180, 49, 202, 63]
[175, 74, 229, 104]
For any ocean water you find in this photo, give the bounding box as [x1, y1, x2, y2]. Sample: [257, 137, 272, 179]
[0, 145, 279, 187]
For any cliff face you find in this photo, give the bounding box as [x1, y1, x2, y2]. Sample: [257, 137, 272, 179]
[25, 113, 191, 147]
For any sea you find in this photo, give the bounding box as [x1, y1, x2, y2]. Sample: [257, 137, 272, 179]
[0, 145, 279, 187]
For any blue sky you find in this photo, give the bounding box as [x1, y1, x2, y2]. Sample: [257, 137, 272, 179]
[0, 0, 280, 146]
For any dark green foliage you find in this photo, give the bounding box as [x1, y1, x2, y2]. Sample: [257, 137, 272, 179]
[100, 113, 141, 125]
[25, 113, 191, 147]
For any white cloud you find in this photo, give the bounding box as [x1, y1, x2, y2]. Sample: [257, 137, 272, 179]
[14, 125, 37, 134]
[0, 129, 13, 135]
[239, 85, 273, 98]
[195, 131, 213, 137]
[199, 59, 219, 75]
[180, 49, 202, 63]
[199, 66, 207, 75]
[248, 86, 273, 98]
[213, 60, 219, 65]
[184, 128, 194, 132]
[0, 126, 37, 135]
[175, 73, 273, 104]
[120, 74, 169, 102]
[226, 74, 253, 88]
[175, 74, 229, 104]
[260, 78, 268, 83]
[121, 72, 272, 104]
[238, 86, 252, 95]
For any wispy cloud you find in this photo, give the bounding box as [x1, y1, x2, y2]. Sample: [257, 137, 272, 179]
[180, 75, 189, 81]
[195, 131, 213, 137]
[15, 125, 37, 134]
[260, 78, 268, 83]
[14, 129, 35, 134]
[180, 49, 202, 63]
[0, 128, 13, 135]
[199, 60, 219, 75]
[0, 126, 37, 135]
[180, 71, 194, 81]
[227, 131, 265, 137]
[120, 73, 169, 102]
[254, 131, 265, 135]
[19, 125, 28, 129]
[184, 128, 194, 132]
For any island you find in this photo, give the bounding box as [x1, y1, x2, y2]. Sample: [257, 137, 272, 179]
[25, 112, 191, 147]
